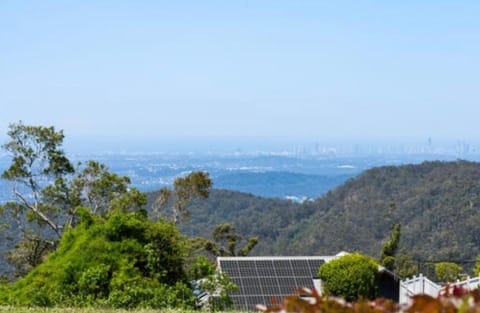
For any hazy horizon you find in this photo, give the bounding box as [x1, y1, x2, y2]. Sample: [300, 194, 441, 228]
[1, 129, 479, 155]
[18, 134, 480, 155]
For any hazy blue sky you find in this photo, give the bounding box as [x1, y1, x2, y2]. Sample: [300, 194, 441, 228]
[1, 1, 479, 142]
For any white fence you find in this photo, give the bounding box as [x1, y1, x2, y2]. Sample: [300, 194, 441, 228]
[443, 276, 480, 292]
[399, 274, 440, 304]
[400, 274, 480, 305]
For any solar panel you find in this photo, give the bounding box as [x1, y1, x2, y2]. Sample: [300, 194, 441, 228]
[218, 256, 332, 311]
[291, 260, 312, 276]
[308, 259, 325, 277]
[256, 260, 276, 276]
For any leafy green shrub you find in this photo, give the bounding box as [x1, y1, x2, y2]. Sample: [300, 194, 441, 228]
[187, 256, 216, 281]
[435, 262, 463, 282]
[0, 211, 194, 309]
[200, 270, 238, 311]
[318, 252, 379, 301]
[78, 264, 112, 300]
[27, 287, 53, 307]
[106, 275, 195, 309]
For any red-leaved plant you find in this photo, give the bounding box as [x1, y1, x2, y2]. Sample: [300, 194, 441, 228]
[256, 286, 480, 313]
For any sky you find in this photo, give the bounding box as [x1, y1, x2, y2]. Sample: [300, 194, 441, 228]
[1, 1, 479, 145]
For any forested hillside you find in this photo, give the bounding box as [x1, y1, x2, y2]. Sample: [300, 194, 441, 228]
[293, 160, 480, 261]
[147, 189, 310, 254]
[151, 160, 480, 267]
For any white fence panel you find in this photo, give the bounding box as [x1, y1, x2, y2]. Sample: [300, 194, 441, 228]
[442, 276, 480, 292]
[400, 274, 440, 305]
[400, 274, 480, 305]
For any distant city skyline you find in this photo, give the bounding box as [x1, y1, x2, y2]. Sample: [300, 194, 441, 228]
[27, 134, 480, 155]
[1, 1, 479, 140]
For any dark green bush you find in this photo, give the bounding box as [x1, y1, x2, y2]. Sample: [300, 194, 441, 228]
[318, 252, 379, 301]
[106, 275, 195, 309]
[188, 256, 216, 280]
[77, 264, 112, 300]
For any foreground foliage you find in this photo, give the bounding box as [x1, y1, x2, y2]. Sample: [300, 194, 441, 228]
[258, 286, 480, 313]
[0, 211, 195, 309]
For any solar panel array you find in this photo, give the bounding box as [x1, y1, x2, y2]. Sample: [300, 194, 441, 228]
[218, 257, 326, 311]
